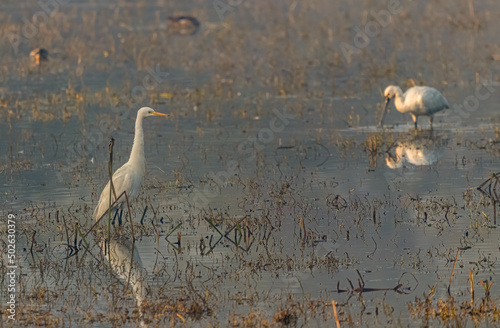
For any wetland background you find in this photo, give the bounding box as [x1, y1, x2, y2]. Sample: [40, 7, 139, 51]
[1, 0, 500, 326]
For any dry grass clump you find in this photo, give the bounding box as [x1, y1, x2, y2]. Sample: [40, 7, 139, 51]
[409, 286, 500, 325]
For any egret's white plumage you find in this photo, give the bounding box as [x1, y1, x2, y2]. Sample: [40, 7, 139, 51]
[93, 107, 168, 221]
[380, 85, 449, 129]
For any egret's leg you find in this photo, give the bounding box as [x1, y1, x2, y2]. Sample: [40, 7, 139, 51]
[118, 208, 123, 226]
[111, 207, 124, 226]
[112, 208, 120, 225]
[429, 115, 434, 129]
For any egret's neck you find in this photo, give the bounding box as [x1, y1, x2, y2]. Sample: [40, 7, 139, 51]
[128, 113, 146, 173]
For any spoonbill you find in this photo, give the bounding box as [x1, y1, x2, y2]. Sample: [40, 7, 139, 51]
[167, 16, 200, 35]
[93, 107, 168, 221]
[380, 85, 449, 129]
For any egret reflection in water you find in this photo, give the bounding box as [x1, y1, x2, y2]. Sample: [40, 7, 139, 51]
[103, 236, 148, 326]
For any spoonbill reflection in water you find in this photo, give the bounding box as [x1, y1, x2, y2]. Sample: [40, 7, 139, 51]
[385, 133, 446, 169]
[380, 85, 449, 129]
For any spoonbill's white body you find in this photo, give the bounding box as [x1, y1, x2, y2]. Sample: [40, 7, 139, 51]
[380, 85, 449, 129]
[93, 107, 168, 221]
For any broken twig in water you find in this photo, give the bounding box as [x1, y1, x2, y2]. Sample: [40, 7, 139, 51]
[448, 248, 460, 295]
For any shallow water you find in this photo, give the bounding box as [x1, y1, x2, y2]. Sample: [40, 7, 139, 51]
[1, 0, 500, 326]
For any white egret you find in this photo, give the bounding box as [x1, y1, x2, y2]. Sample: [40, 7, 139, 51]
[380, 85, 449, 129]
[93, 107, 168, 221]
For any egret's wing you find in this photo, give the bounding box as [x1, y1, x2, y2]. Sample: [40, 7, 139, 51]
[93, 164, 135, 220]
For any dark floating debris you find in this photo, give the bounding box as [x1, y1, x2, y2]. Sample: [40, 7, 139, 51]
[335, 270, 418, 296]
[476, 172, 500, 225]
[30, 48, 49, 65]
[167, 16, 200, 35]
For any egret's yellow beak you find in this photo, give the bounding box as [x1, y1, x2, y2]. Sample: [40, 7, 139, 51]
[153, 112, 169, 117]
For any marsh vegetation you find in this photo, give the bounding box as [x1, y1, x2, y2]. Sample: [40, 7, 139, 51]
[1, 0, 500, 326]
